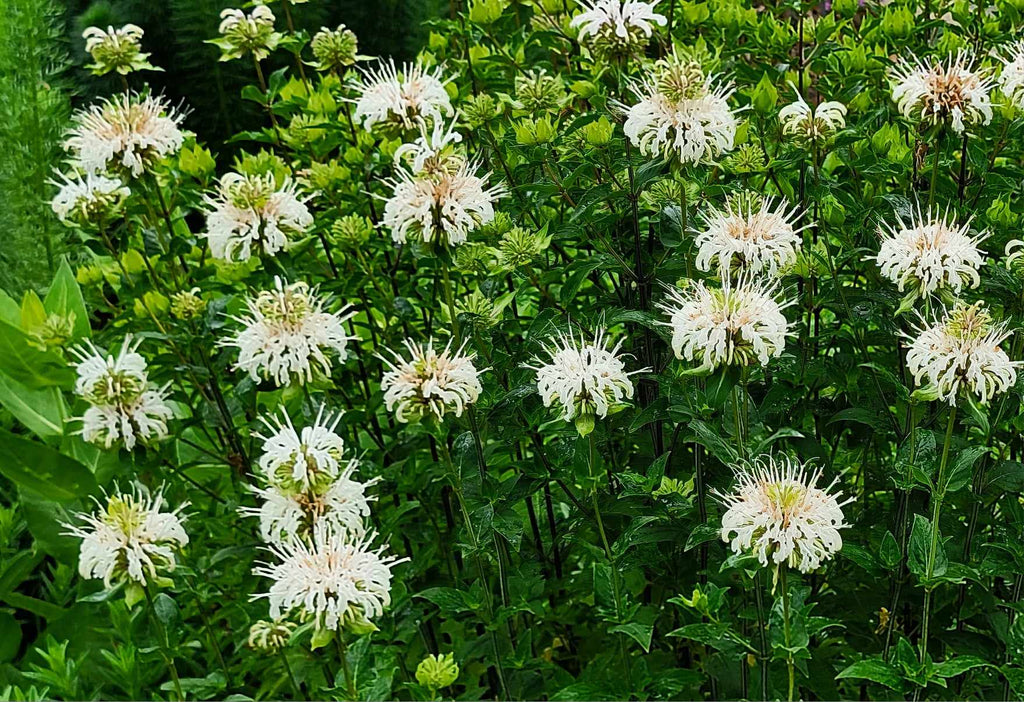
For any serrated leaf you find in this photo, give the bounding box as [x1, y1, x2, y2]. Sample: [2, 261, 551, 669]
[836, 658, 903, 691]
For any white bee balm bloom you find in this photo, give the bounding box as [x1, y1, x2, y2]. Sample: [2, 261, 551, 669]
[70, 337, 173, 450]
[257, 407, 351, 492]
[393, 118, 464, 176]
[50, 171, 129, 226]
[202, 172, 312, 262]
[874, 207, 985, 298]
[621, 54, 738, 164]
[694, 195, 807, 278]
[382, 160, 504, 247]
[906, 302, 1018, 405]
[778, 93, 847, 142]
[64, 485, 188, 588]
[253, 523, 405, 633]
[354, 59, 453, 131]
[890, 52, 993, 134]
[527, 329, 640, 424]
[571, 0, 666, 55]
[716, 454, 850, 573]
[65, 92, 185, 177]
[380, 338, 483, 423]
[999, 41, 1024, 110]
[225, 278, 356, 386]
[659, 278, 792, 371]
[246, 472, 375, 546]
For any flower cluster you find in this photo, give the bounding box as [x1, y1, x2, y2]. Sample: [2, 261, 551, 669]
[212, 5, 281, 61]
[202, 172, 313, 262]
[622, 53, 738, 164]
[310, 24, 360, 73]
[571, 0, 666, 58]
[224, 278, 356, 386]
[906, 302, 1017, 404]
[694, 195, 806, 278]
[380, 338, 483, 423]
[890, 52, 993, 134]
[65, 485, 188, 588]
[50, 171, 129, 227]
[779, 93, 847, 143]
[999, 41, 1024, 110]
[70, 337, 174, 450]
[717, 454, 850, 574]
[353, 59, 453, 131]
[83, 24, 158, 76]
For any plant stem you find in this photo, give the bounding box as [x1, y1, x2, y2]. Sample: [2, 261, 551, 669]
[927, 131, 943, 212]
[280, 649, 305, 700]
[754, 571, 769, 701]
[779, 567, 795, 702]
[440, 260, 461, 343]
[335, 633, 355, 700]
[918, 406, 958, 668]
[143, 584, 183, 702]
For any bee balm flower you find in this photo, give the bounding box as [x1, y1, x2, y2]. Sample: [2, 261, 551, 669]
[694, 195, 807, 278]
[380, 338, 483, 423]
[253, 524, 405, 633]
[999, 41, 1024, 110]
[622, 53, 738, 165]
[778, 93, 847, 143]
[716, 454, 850, 573]
[906, 302, 1017, 405]
[890, 52, 993, 134]
[65, 93, 185, 177]
[64, 485, 188, 588]
[224, 278, 356, 386]
[659, 278, 792, 371]
[212, 6, 280, 61]
[571, 0, 666, 57]
[70, 337, 174, 450]
[873, 207, 985, 300]
[50, 172, 129, 227]
[202, 172, 312, 262]
[83, 24, 158, 76]
[311, 24, 359, 73]
[353, 59, 453, 131]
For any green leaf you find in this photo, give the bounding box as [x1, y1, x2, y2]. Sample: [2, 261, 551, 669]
[609, 621, 654, 652]
[908, 514, 946, 580]
[932, 655, 990, 679]
[153, 592, 179, 627]
[689, 419, 739, 465]
[0, 372, 66, 439]
[0, 319, 75, 389]
[0, 611, 21, 662]
[685, 523, 720, 552]
[836, 658, 903, 691]
[0, 429, 97, 501]
[945, 446, 986, 494]
[43, 260, 90, 339]
[879, 530, 901, 570]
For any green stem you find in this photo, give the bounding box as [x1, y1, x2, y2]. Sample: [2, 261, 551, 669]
[143, 584, 183, 702]
[440, 260, 461, 344]
[280, 649, 306, 700]
[754, 571, 769, 701]
[927, 131, 943, 213]
[780, 568, 795, 702]
[335, 633, 355, 700]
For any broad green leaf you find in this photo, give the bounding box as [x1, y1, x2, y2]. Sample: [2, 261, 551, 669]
[0, 429, 97, 501]
[19, 290, 46, 330]
[0, 612, 21, 662]
[945, 446, 987, 494]
[932, 655, 990, 679]
[609, 621, 654, 652]
[836, 658, 903, 691]
[0, 372, 66, 439]
[0, 319, 75, 389]
[879, 530, 901, 570]
[43, 260, 91, 339]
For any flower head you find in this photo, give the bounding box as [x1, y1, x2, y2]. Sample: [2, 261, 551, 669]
[224, 278, 356, 386]
[65, 93, 185, 177]
[170, 288, 206, 320]
[498, 226, 549, 268]
[621, 53, 738, 164]
[513, 69, 567, 112]
[527, 329, 641, 430]
[393, 118, 464, 176]
[202, 172, 312, 262]
[906, 302, 1018, 404]
[212, 5, 280, 61]
[570, 0, 666, 57]
[416, 653, 460, 692]
[311, 24, 359, 72]
[70, 337, 173, 450]
[716, 454, 850, 573]
[380, 338, 483, 423]
[256, 407, 352, 493]
[64, 485, 188, 588]
[248, 619, 295, 651]
[50, 171, 129, 227]
[890, 51, 993, 134]
[382, 160, 504, 247]
[999, 41, 1024, 110]
[778, 92, 847, 143]
[83, 24, 158, 75]
[253, 524, 405, 633]
[873, 207, 985, 299]
[659, 278, 792, 371]
[694, 195, 807, 278]
[353, 59, 453, 132]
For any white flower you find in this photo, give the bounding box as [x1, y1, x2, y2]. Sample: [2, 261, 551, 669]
[716, 454, 850, 573]
[70, 337, 173, 450]
[245, 468, 376, 546]
[256, 407, 351, 491]
[64, 485, 188, 587]
[353, 59, 453, 131]
[50, 171, 129, 226]
[890, 51, 993, 134]
[224, 278, 356, 386]
[253, 523, 405, 632]
[570, 0, 666, 55]
[248, 619, 295, 651]
[621, 54, 738, 164]
[873, 207, 985, 298]
[202, 172, 312, 262]
[382, 160, 504, 247]
[83, 24, 156, 75]
[380, 338, 483, 423]
[214, 5, 280, 61]
[999, 41, 1024, 110]
[694, 195, 807, 278]
[393, 118, 464, 175]
[1005, 239, 1024, 269]
[778, 93, 847, 142]
[659, 278, 792, 371]
[906, 302, 1018, 404]
[527, 328, 640, 423]
[65, 92, 185, 177]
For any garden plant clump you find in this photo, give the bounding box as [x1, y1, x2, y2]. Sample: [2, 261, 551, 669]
[5, 0, 1024, 699]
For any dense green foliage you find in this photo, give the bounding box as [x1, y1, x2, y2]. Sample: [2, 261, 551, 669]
[4, 0, 1024, 701]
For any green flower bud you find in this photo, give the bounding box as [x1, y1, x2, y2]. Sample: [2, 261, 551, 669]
[248, 620, 295, 651]
[832, 0, 858, 18]
[987, 198, 1018, 227]
[83, 24, 159, 76]
[497, 226, 549, 268]
[880, 5, 914, 38]
[332, 214, 375, 248]
[750, 73, 779, 115]
[170, 287, 206, 321]
[209, 5, 281, 62]
[514, 69, 567, 113]
[513, 116, 556, 145]
[30, 313, 75, 350]
[580, 116, 614, 146]
[416, 653, 460, 692]
[464, 93, 499, 128]
[311, 24, 359, 72]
